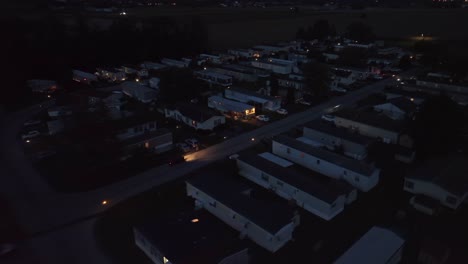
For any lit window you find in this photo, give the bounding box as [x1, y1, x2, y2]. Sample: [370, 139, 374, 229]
[144, 142, 150, 149]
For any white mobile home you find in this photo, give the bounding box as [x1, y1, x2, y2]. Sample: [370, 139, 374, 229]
[334, 226, 404, 264]
[404, 157, 468, 214]
[333, 109, 403, 144]
[96, 67, 126, 82]
[161, 58, 190, 68]
[213, 64, 270, 82]
[121, 81, 157, 103]
[164, 103, 225, 131]
[134, 209, 249, 264]
[225, 87, 281, 111]
[303, 120, 373, 160]
[194, 70, 233, 87]
[237, 153, 357, 220]
[72, 70, 98, 84]
[186, 173, 299, 253]
[208, 96, 255, 118]
[251, 58, 295, 75]
[139, 61, 168, 71]
[272, 135, 379, 192]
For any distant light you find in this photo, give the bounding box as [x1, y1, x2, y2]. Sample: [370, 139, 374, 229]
[26, 140, 30, 143]
[102, 200, 108, 205]
[47, 95, 51, 98]
[251, 138, 255, 141]
[203, 67, 207, 70]
[223, 136, 227, 139]
[191, 218, 199, 223]
[397, 78, 401, 81]
[421, 33, 424, 37]
[410, 98, 414, 102]
[135, 78, 140, 82]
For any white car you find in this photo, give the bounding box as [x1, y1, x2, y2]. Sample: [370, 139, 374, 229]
[331, 87, 347, 93]
[256, 115, 270, 122]
[176, 143, 191, 153]
[24, 120, 41, 126]
[21, 130, 40, 140]
[321, 114, 335, 122]
[276, 108, 288, 115]
[296, 98, 311, 106]
[184, 138, 199, 148]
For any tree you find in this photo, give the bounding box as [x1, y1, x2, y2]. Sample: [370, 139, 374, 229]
[301, 62, 331, 97]
[338, 47, 368, 67]
[270, 77, 279, 96]
[346, 21, 375, 43]
[159, 68, 207, 104]
[398, 55, 412, 69]
[411, 95, 462, 158]
[310, 19, 331, 40]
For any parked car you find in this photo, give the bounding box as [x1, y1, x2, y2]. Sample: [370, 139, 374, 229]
[21, 130, 40, 140]
[23, 120, 41, 126]
[34, 150, 56, 161]
[276, 108, 288, 115]
[184, 138, 199, 148]
[331, 87, 347, 93]
[176, 143, 191, 153]
[296, 98, 311, 106]
[321, 114, 335, 122]
[256, 115, 270, 122]
[168, 156, 185, 166]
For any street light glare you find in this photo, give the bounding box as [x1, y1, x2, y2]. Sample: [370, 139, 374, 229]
[102, 200, 108, 205]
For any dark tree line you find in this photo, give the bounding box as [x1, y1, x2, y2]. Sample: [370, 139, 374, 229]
[1, 14, 209, 110]
[296, 19, 336, 41]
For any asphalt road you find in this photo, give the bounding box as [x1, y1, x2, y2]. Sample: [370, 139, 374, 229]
[0, 76, 401, 263]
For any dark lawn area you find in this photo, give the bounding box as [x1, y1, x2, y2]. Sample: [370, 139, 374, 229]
[35, 147, 181, 193]
[0, 196, 25, 243]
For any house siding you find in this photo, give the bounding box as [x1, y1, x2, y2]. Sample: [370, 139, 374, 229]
[186, 183, 294, 252]
[334, 116, 399, 144]
[303, 127, 368, 160]
[404, 178, 462, 209]
[236, 159, 346, 220]
[272, 140, 379, 192]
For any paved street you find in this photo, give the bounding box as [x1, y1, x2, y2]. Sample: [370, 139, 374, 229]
[0, 76, 399, 263]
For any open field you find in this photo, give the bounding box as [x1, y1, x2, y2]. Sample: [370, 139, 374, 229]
[123, 7, 468, 49]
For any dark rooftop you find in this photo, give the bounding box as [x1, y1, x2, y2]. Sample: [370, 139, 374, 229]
[407, 156, 468, 197]
[273, 135, 376, 176]
[134, 209, 248, 264]
[109, 115, 159, 131]
[227, 87, 279, 102]
[386, 97, 417, 113]
[334, 108, 405, 132]
[186, 172, 295, 234]
[121, 128, 171, 146]
[304, 120, 374, 146]
[237, 152, 354, 204]
[169, 103, 223, 123]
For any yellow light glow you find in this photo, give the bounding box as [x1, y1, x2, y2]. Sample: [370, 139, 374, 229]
[191, 218, 199, 223]
[102, 200, 108, 205]
[163, 257, 170, 264]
